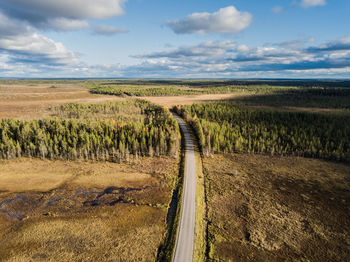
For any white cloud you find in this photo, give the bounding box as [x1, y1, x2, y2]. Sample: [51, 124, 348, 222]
[92, 25, 128, 35]
[0, 12, 79, 68]
[0, 1, 129, 76]
[128, 37, 350, 78]
[0, 11, 28, 36]
[0, 33, 79, 64]
[236, 45, 250, 53]
[167, 6, 252, 35]
[0, 0, 128, 33]
[306, 36, 350, 52]
[301, 0, 326, 8]
[134, 41, 236, 59]
[48, 18, 89, 31]
[0, 0, 126, 19]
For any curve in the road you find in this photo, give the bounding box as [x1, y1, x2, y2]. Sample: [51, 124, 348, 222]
[172, 113, 197, 262]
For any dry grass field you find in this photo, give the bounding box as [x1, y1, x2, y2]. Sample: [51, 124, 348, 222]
[0, 157, 178, 261]
[203, 154, 350, 262]
[0, 84, 123, 119]
[0, 84, 247, 119]
[4, 83, 342, 120]
[0, 83, 247, 119]
[143, 94, 241, 107]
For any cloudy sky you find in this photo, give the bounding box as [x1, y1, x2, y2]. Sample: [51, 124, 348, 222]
[0, 0, 349, 78]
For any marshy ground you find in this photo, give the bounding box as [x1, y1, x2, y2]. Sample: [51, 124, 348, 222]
[1, 80, 350, 261]
[203, 154, 350, 261]
[0, 157, 178, 261]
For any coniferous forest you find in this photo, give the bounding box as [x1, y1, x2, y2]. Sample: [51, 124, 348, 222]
[174, 102, 350, 162]
[0, 100, 180, 161]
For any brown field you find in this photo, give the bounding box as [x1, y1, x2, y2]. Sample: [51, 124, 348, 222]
[0, 84, 123, 119]
[0, 157, 178, 261]
[145, 94, 350, 115]
[143, 93, 240, 107]
[203, 154, 350, 262]
[3, 84, 341, 121]
[0, 84, 244, 120]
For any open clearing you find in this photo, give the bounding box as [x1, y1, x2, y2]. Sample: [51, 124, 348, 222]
[3, 83, 346, 120]
[203, 154, 350, 261]
[0, 157, 178, 261]
[0, 84, 247, 119]
[0, 84, 123, 119]
[143, 93, 240, 107]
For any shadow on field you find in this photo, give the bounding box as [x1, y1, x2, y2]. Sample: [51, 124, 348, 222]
[237, 88, 350, 109]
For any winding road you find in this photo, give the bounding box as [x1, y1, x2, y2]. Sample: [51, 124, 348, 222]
[172, 114, 197, 262]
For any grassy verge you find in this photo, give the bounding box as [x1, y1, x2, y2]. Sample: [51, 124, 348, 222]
[193, 136, 206, 262]
[157, 122, 185, 261]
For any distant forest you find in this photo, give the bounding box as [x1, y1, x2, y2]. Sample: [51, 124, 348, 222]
[174, 102, 350, 162]
[89, 79, 350, 109]
[86, 79, 350, 88]
[0, 100, 180, 161]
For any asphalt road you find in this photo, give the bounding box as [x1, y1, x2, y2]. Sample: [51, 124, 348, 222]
[172, 114, 196, 262]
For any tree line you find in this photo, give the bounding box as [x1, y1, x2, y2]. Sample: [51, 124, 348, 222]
[240, 87, 350, 109]
[174, 102, 350, 162]
[90, 84, 291, 97]
[0, 101, 180, 162]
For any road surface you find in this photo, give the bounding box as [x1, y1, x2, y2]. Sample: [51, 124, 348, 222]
[172, 113, 196, 262]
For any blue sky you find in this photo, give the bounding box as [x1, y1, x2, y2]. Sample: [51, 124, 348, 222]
[0, 0, 349, 78]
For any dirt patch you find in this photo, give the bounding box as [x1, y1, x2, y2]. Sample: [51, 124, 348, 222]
[203, 154, 350, 262]
[0, 157, 178, 261]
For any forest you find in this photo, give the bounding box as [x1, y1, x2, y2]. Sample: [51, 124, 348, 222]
[89, 83, 291, 97]
[90, 80, 350, 110]
[91, 85, 204, 96]
[0, 100, 180, 161]
[240, 87, 350, 109]
[174, 102, 350, 162]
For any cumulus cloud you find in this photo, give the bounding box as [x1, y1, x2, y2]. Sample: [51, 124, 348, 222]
[0, 0, 126, 20]
[167, 6, 252, 34]
[0, 0, 127, 32]
[306, 37, 350, 52]
[0, 11, 79, 74]
[128, 37, 350, 78]
[92, 25, 128, 35]
[133, 41, 236, 59]
[0, 0, 128, 77]
[300, 0, 326, 8]
[276, 38, 315, 49]
[47, 18, 89, 31]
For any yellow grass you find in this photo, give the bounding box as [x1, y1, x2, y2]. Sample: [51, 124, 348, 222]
[194, 145, 206, 262]
[0, 157, 178, 261]
[3, 206, 164, 262]
[0, 159, 157, 192]
[72, 171, 154, 189]
[0, 159, 74, 192]
[142, 93, 241, 107]
[0, 84, 124, 119]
